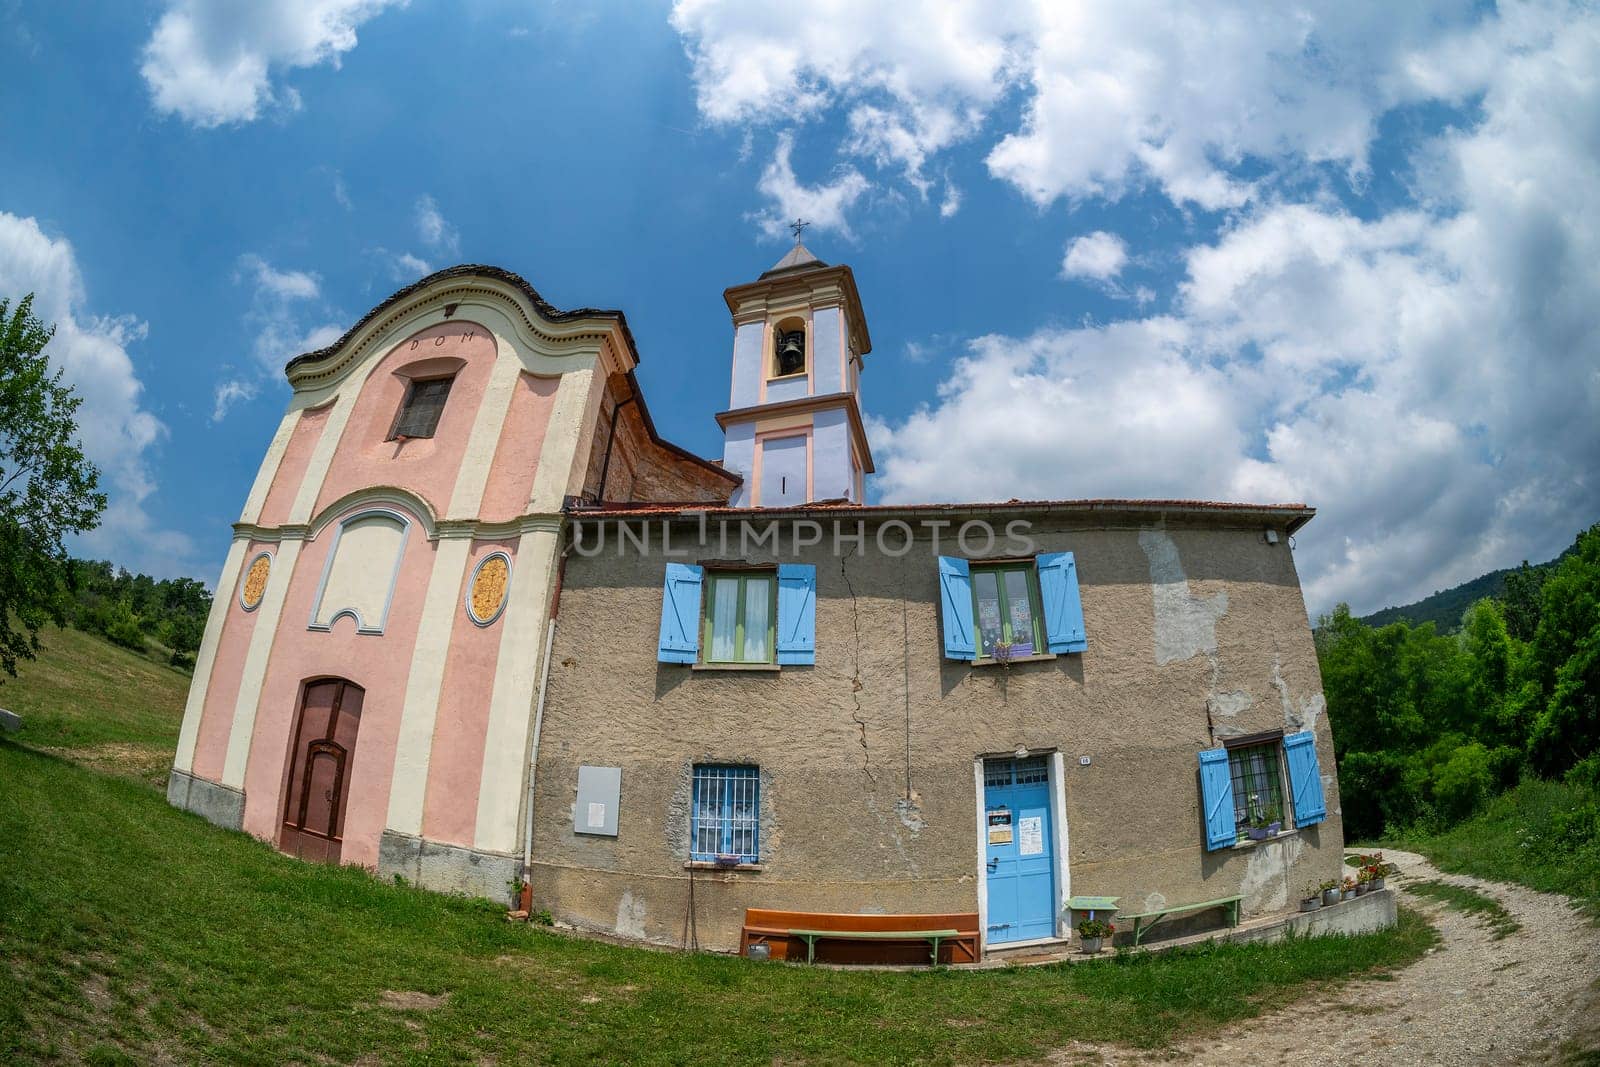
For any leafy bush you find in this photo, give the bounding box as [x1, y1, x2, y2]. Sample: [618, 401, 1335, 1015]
[101, 599, 146, 652]
[1431, 742, 1493, 823]
[1324, 524, 1600, 840]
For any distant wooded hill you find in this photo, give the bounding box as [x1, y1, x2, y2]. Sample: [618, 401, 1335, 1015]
[1360, 544, 1574, 632]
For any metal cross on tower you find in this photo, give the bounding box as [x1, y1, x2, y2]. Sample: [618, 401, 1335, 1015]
[789, 218, 809, 242]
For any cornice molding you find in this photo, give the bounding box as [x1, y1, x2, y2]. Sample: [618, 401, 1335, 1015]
[284, 268, 636, 390]
[235, 512, 566, 545]
[715, 391, 876, 472]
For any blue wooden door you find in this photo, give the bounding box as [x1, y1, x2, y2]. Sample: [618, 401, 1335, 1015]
[983, 757, 1056, 944]
[760, 435, 807, 507]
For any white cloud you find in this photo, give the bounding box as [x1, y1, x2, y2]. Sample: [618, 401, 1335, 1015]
[209, 254, 343, 422]
[872, 7, 1600, 616]
[141, 0, 405, 128]
[751, 133, 870, 240]
[938, 177, 962, 219]
[0, 212, 197, 576]
[673, 2, 1499, 213]
[210, 378, 257, 423]
[1061, 231, 1128, 282]
[414, 195, 459, 257]
[237, 253, 320, 301]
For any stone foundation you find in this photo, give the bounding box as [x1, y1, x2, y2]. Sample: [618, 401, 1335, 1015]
[378, 830, 520, 904]
[166, 768, 245, 831]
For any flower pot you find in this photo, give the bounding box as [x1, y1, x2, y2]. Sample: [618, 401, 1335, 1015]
[1300, 897, 1320, 912]
[1248, 827, 1268, 841]
[1322, 888, 1341, 907]
[1081, 936, 1104, 954]
[1341, 889, 1356, 901]
[1267, 822, 1282, 836]
[1372, 876, 1386, 891]
[1355, 883, 1370, 897]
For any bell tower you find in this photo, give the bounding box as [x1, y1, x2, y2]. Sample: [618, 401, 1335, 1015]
[718, 229, 873, 507]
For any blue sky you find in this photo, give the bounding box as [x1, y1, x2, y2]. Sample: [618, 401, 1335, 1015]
[2, 1, 1597, 617]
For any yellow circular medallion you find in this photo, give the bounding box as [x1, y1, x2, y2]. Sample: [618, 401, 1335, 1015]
[240, 553, 271, 611]
[469, 554, 510, 624]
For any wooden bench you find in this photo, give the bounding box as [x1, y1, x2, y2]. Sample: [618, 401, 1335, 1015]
[741, 909, 980, 965]
[788, 927, 959, 965]
[1119, 894, 1243, 947]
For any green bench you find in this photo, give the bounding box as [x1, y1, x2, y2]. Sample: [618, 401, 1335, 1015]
[1120, 894, 1243, 947]
[788, 928, 959, 965]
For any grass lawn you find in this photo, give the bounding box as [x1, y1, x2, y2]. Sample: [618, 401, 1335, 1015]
[0, 741, 1438, 1065]
[0, 626, 187, 786]
[1386, 778, 1600, 920]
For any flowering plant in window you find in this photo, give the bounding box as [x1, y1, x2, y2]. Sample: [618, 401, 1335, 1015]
[991, 639, 1015, 666]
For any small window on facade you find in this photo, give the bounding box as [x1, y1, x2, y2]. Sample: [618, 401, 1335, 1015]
[1228, 740, 1291, 840]
[702, 570, 776, 664]
[691, 764, 759, 862]
[970, 562, 1044, 659]
[389, 376, 454, 440]
[773, 323, 806, 377]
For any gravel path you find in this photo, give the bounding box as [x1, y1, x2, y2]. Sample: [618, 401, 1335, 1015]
[1053, 849, 1600, 1065]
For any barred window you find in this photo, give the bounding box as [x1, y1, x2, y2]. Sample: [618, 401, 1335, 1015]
[389, 376, 454, 440]
[1227, 739, 1290, 838]
[690, 764, 759, 863]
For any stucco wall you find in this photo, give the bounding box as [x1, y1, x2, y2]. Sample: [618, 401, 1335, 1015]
[529, 513, 1343, 952]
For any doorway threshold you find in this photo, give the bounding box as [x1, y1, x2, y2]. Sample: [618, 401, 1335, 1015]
[986, 934, 1071, 955]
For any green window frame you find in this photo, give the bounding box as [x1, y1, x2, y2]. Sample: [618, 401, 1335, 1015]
[1226, 739, 1291, 839]
[701, 570, 777, 665]
[970, 562, 1045, 659]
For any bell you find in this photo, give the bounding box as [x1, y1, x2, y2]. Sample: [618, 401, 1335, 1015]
[775, 329, 806, 375]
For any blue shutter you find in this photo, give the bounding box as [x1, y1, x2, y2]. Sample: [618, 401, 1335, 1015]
[1199, 748, 1236, 851]
[657, 563, 703, 664]
[1037, 551, 1087, 654]
[937, 556, 975, 660]
[1284, 731, 1328, 827]
[776, 563, 817, 665]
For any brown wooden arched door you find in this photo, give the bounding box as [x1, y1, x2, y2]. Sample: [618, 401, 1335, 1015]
[280, 678, 364, 865]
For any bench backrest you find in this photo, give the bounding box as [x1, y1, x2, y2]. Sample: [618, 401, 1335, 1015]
[744, 909, 978, 934]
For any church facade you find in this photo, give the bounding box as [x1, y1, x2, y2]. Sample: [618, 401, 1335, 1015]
[170, 246, 1347, 955]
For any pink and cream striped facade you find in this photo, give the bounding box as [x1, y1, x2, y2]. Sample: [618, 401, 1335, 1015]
[168, 267, 737, 894]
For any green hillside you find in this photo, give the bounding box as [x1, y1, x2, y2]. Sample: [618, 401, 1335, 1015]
[0, 625, 187, 786]
[1359, 540, 1576, 632]
[1360, 565, 1520, 631]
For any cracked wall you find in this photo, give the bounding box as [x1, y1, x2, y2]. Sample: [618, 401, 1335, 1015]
[529, 513, 1343, 951]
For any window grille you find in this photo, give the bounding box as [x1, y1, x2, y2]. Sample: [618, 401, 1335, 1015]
[1228, 741, 1289, 837]
[691, 764, 759, 862]
[984, 756, 1048, 787]
[390, 376, 454, 439]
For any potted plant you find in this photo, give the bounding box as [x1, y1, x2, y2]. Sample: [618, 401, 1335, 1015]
[1363, 861, 1387, 891]
[1363, 852, 1388, 890]
[1078, 917, 1114, 954]
[1355, 868, 1373, 896]
[1320, 879, 1341, 907]
[1299, 881, 1321, 912]
[1341, 876, 1357, 901]
[1263, 805, 1282, 836]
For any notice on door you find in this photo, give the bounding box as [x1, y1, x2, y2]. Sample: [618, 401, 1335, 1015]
[1018, 815, 1044, 856]
[987, 809, 1013, 845]
[587, 802, 607, 829]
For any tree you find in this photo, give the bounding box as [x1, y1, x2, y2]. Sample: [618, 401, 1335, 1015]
[1527, 525, 1600, 776]
[1503, 560, 1546, 642]
[0, 295, 107, 676]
